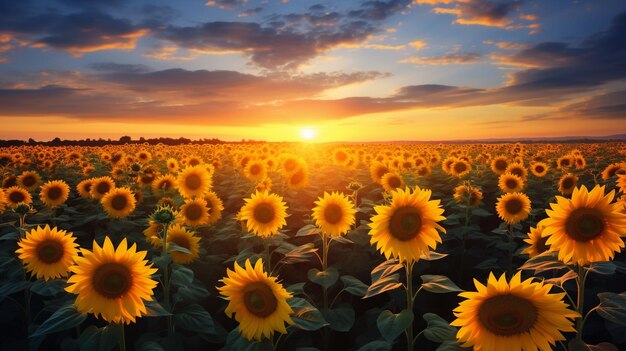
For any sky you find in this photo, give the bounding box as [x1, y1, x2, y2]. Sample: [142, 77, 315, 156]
[0, 0, 625, 142]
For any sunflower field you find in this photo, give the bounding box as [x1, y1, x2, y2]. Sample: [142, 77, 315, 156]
[1, 142, 626, 351]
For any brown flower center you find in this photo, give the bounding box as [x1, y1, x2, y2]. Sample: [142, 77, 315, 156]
[92, 263, 133, 299]
[535, 165, 545, 173]
[9, 190, 25, 203]
[96, 181, 111, 195]
[243, 281, 277, 318]
[565, 208, 605, 242]
[250, 164, 262, 175]
[22, 175, 36, 187]
[495, 160, 507, 171]
[323, 203, 343, 224]
[36, 240, 64, 263]
[387, 176, 402, 189]
[376, 167, 388, 179]
[253, 203, 275, 224]
[46, 186, 63, 200]
[510, 167, 524, 178]
[505, 178, 518, 190]
[111, 194, 128, 211]
[454, 162, 467, 174]
[184, 203, 204, 221]
[478, 294, 538, 336]
[170, 235, 190, 250]
[336, 151, 347, 161]
[184, 173, 202, 190]
[505, 198, 523, 215]
[389, 206, 422, 241]
[284, 159, 297, 172]
[92, 263, 132, 299]
[561, 177, 574, 190]
[290, 170, 305, 185]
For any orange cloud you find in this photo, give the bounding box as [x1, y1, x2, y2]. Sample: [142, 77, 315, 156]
[409, 40, 427, 50]
[401, 52, 483, 65]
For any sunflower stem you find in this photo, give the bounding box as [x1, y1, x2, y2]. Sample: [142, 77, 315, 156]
[263, 239, 271, 272]
[575, 264, 588, 342]
[119, 323, 126, 351]
[161, 224, 174, 337]
[321, 234, 330, 351]
[405, 261, 415, 351]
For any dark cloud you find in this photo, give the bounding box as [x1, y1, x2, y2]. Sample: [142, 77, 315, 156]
[560, 90, 626, 119]
[88, 62, 152, 74]
[153, 1, 410, 69]
[56, 0, 125, 10]
[422, 0, 524, 28]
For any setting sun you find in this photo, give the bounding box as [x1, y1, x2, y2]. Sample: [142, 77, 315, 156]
[300, 127, 317, 141]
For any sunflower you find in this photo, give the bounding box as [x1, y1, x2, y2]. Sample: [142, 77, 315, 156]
[312, 192, 356, 237]
[0, 189, 5, 213]
[453, 185, 483, 207]
[450, 159, 471, 177]
[244, 160, 268, 182]
[218, 259, 294, 341]
[370, 162, 390, 184]
[505, 163, 527, 179]
[204, 191, 224, 224]
[16, 225, 79, 281]
[90, 176, 116, 200]
[65, 237, 158, 324]
[177, 165, 211, 198]
[601, 163, 625, 180]
[101, 187, 137, 219]
[143, 220, 165, 248]
[178, 197, 210, 226]
[617, 174, 626, 194]
[368, 187, 446, 263]
[451, 272, 578, 351]
[166, 225, 200, 264]
[166, 158, 179, 173]
[332, 148, 350, 167]
[522, 225, 550, 258]
[558, 173, 578, 195]
[490, 156, 509, 175]
[280, 154, 304, 176]
[539, 185, 626, 265]
[4, 186, 32, 207]
[76, 179, 93, 199]
[495, 192, 531, 224]
[16, 171, 42, 191]
[557, 155, 573, 170]
[530, 162, 549, 177]
[240, 191, 288, 237]
[150, 174, 176, 194]
[157, 196, 177, 209]
[287, 168, 308, 190]
[381, 172, 405, 192]
[498, 173, 524, 193]
[39, 180, 70, 208]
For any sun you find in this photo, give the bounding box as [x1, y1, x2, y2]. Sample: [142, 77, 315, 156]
[299, 127, 317, 140]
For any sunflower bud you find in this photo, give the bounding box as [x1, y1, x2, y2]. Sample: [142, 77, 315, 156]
[347, 181, 363, 191]
[13, 202, 33, 215]
[151, 205, 176, 224]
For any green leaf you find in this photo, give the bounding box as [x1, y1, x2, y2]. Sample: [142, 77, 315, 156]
[281, 243, 317, 265]
[520, 251, 568, 273]
[420, 251, 448, 261]
[30, 279, 66, 296]
[420, 275, 463, 294]
[588, 262, 616, 275]
[0, 280, 31, 298]
[144, 300, 172, 317]
[422, 313, 457, 343]
[322, 307, 355, 332]
[152, 254, 171, 271]
[174, 282, 210, 303]
[31, 304, 87, 338]
[340, 275, 368, 297]
[220, 328, 272, 351]
[376, 309, 413, 343]
[170, 265, 194, 286]
[597, 292, 626, 327]
[471, 208, 492, 217]
[289, 297, 328, 331]
[174, 304, 217, 335]
[357, 340, 392, 351]
[365, 260, 404, 299]
[286, 282, 306, 296]
[307, 267, 339, 289]
[295, 224, 321, 237]
[168, 242, 192, 255]
[436, 340, 467, 351]
[78, 324, 121, 351]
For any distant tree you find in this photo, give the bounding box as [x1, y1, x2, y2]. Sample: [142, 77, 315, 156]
[119, 136, 132, 143]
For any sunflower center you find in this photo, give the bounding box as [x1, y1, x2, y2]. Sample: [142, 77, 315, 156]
[495, 160, 507, 171]
[185, 174, 202, 190]
[505, 198, 523, 215]
[170, 235, 190, 250]
[389, 206, 422, 241]
[290, 170, 305, 185]
[47, 186, 63, 200]
[96, 182, 111, 194]
[22, 175, 36, 187]
[92, 263, 133, 299]
[510, 168, 524, 178]
[565, 208, 605, 242]
[478, 294, 538, 336]
[243, 281, 278, 318]
[284, 159, 297, 172]
[505, 179, 518, 189]
[323, 203, 343, 224]
[84, 183, 92, 193]
[160, 180, 173, 190]
[111, 194, 128, 211]
[535, 165, 545, 173]
[377, 167, 388, 179]
[36, 240, 64, 263]
[388, 176, 402, 189]
[250, 164, 261, 175]
[253, 203, 275, 224]
[9, 190, 25, 203]
[185, 203, 203, 221]
[454, 162, 467, 173]
[336, 152, 347, 161]
[561, 177, 574, 189]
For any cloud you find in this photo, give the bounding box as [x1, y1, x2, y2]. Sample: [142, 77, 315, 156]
[420, 0, 524, 28]
[560, 90, 626, 119]
[143, 44, 198, 61]
[401, 52, 483, 65]
[239, 7, 263, 17]
[153, 1, 411, 69]
[205, 1, 249, 10]
[408, 40, 427, 50]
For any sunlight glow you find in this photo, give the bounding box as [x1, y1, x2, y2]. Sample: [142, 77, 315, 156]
[300, 127, 317, 140]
